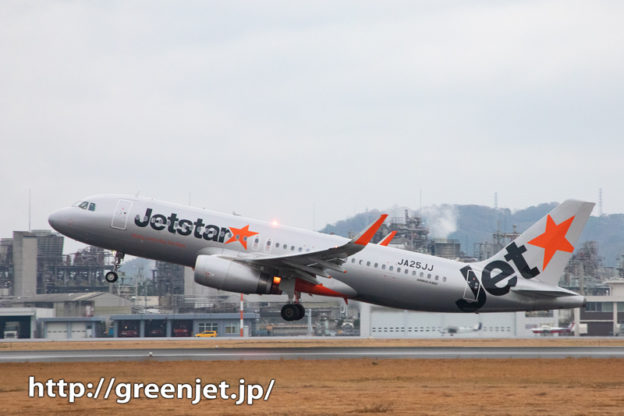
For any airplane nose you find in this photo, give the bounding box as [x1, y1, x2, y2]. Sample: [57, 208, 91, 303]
[48, 208, 72, 233]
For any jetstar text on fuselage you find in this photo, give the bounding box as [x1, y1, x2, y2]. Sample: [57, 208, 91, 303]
[455, 241, 541, 312]
[135, 208, 239, 244]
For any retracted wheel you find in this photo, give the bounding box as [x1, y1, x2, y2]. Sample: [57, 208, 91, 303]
[105, 271, 119, 283]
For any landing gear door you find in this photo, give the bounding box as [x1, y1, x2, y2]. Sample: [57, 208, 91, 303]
[111, 199, 134, 230]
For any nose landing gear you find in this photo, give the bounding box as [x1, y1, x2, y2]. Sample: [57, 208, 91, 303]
[105, 251, 125, 283]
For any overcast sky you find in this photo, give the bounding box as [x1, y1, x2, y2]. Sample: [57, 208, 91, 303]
[1, 1, 623, 251]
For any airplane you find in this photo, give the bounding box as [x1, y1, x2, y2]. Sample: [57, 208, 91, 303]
[531, 322, 574, 335]
[48, 195, 593, 321]
[439, 322, 482, 336]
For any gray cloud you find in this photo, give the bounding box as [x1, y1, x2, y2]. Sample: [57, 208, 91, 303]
[0, 1, 621, 250]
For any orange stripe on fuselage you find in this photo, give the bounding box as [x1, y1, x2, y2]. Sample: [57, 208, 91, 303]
[295, 280, 350, 298]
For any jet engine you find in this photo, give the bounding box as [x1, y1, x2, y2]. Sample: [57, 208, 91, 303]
[194, 254, 279, 294]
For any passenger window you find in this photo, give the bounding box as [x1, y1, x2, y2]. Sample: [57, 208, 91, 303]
[267, 240, 271, 246]
[435, 275, 439, 281]
[298, 247, 302, 252]
[389, 266, 393, 271]
[88, 203, 96, 211]
[405, 269, 408, 274]
[443, 276, 447, 282]
[382, 264, 386, 270]
[420, 272, 424, 277]
[374, 263, 378, 268]
[397, 267, 401, 273]
[291, 245, 295, 251]
[366, 261, 371, 267]
[359, 259, 363, 265]
[427, 273, 431, 279]
[351, 258, 355, 263]
[412, 270, 416, 276]
[276, 243, 280, 248]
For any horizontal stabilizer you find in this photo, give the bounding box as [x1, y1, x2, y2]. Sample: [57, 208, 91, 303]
[511, 281, 578, 298]
[512, 289, 573, 298]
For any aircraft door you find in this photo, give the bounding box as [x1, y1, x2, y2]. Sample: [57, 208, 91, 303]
[461, 267, 483, 302]
[111, 199, 134, 230]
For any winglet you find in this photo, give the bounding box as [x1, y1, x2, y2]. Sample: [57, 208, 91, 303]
[353, 214, 388, 246]
[378, 231, 397, 246]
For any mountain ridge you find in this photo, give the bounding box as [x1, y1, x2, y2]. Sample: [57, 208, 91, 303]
[320, 203, 624, 267]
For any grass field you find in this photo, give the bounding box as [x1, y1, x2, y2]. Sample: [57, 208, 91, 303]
[2, 338, 624, 415]
[3, 336, 624, 351]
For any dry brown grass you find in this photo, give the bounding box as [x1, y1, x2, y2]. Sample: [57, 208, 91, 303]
[2, 358, 624, 415]
[2, 336, 624, 351]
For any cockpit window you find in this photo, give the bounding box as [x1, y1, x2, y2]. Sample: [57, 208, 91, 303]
[76, 201, 96, 211]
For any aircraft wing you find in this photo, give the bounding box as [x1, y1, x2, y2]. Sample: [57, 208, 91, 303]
[231, 214, 387, 282]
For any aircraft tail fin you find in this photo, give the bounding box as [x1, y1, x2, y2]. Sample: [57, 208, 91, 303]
[481, 200, 594, 287]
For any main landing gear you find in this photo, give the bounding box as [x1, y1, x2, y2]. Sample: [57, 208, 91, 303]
[105, 251, 125, 283]
[277, 277, 305, 321]
[281, 303, 305, 321]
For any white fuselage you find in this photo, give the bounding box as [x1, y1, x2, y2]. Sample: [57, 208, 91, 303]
[48, 194, 585, 313]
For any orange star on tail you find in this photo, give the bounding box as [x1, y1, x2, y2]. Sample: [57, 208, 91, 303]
[225, 225, 258, 250]
[527, 214, 575, 270]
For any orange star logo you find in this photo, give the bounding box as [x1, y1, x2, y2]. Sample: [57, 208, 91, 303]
[527, 214, 575, 270]
[225, 225, 258, 250]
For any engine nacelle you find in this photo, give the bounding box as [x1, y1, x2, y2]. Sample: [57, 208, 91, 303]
[194, 255, 277, 294]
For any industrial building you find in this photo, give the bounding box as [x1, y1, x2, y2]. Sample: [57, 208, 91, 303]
[7, 292, 132, 318]
[359, 303, 559, 338]
[110, 312, 259, 337]
[580, 280, 624, 336]
[0, 230, 114, 296]
[374, 209, 429, 252]
[0, 292, 132, 339]
[0, 307, 54, 339]
[39, 317, 106, 339]
[373, 209, 462, 259]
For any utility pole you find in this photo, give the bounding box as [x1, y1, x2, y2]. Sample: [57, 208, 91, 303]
[240, 293, 244, 337]
[28, 189, 31, 232]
